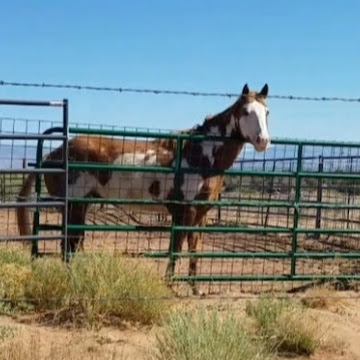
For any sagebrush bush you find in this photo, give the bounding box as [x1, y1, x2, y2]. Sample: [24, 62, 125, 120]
[0, 249, 31, 267]
[0, 250, 171, 326]
[68, 253, 172, 325]
[0, 263, 31, 302]
[246, 296, 321, 356]
[25, 257, 69, 310]
[151, 307, 270, 360]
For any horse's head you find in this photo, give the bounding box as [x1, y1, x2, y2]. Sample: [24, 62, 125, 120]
[233, 84, 270, 152]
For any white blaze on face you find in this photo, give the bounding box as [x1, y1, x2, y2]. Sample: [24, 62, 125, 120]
[239, 100, 270, 151]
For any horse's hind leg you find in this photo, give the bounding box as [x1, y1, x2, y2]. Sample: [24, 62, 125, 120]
[63, 203, 88, 260]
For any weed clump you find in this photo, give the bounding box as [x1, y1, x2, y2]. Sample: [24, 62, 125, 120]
[0, 250, 171, 326]
[152, 307, 270, 360]
[246, 296, 321, 356]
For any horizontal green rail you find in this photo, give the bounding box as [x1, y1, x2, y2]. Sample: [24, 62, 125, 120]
[174, 225, 290, 233]
[68, 197, 294, 207]
[66, 224, 292, 233]
[67, 197, 360, 210]
[58, 224, 360, 235]
[38, 224, 63, 231]
[67, 161, 360, 180]
[296, 228, 360, 234]
[273, 137, 360, 148]
[173, 274, 360, 282]
[69, 127, 235, 141]
[67, 161, 295, 177]
[299, 172, 360, 180]
[143, 251, 290, 259]
[143, 251, 360, 259]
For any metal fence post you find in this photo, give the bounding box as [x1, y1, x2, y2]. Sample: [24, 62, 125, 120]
[346, 156, 354, 229]
[32, 142, 43, 256]
[291, 143, 303, 278]
[217, 192, 221, 223]
[168, 136, 183, 276]
[314, 155, 323, 239]
[261, 159, 266, 225]
[264, 160, 277, 228]
[62, 99, 69, 260]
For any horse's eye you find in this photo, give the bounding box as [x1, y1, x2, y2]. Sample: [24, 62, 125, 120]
[242, 109, 250, 116]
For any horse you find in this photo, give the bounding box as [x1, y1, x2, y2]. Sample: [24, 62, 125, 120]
[17, 83, 270, 294]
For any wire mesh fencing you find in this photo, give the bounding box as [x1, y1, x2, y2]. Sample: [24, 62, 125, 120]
[2, 101, 360, 295]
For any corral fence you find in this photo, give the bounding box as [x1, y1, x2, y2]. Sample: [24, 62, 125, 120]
[1, 98, 360, 294]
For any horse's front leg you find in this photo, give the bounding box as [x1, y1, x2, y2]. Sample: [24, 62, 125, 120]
[64, 203, 88, 260]
[165, 230, 187, 279]
[187, 215, 206, 296]
[165, 207, 196, 286]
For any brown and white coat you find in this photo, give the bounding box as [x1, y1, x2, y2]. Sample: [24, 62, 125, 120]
[17, 84, 271, 294]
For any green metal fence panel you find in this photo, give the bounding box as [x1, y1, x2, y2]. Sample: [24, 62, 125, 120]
[12, 121, 358, 293]
[44, 126, 359, 288]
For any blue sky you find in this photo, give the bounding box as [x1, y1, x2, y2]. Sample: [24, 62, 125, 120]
[0, 0, 359, 141]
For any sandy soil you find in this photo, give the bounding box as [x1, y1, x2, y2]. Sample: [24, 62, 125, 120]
[1, 194, 360, 359]
[1, 294, 360, 360]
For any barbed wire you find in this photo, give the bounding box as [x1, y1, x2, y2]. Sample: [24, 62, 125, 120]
[1, 80, 360, 102]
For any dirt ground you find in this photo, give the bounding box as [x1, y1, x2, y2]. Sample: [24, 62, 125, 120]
[2, 205, 360, 359]
[1, 294, 360, 360]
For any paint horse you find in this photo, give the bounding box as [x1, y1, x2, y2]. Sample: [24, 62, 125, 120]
[17, 84, 271, 294]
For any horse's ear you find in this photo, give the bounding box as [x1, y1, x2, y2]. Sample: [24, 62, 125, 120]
[242, 84, 249, 95]
[260, 84, 269, 98]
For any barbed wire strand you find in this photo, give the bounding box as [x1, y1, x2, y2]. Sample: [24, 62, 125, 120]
[1, 80, 360, 102]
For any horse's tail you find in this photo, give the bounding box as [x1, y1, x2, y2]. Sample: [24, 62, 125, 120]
[16, 173, 36, 237]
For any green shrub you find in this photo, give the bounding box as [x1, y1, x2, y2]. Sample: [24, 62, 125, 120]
[246, 296, 321, 356]
[69, 253, 171, 325]
[151, 307, 270, 360]
[0, 250, 171, 326]
[0, 264, 31, 303]
[25, 257, 69, 310]
[0, 249, 31, 267]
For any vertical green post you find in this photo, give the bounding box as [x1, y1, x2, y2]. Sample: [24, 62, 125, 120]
[62, 99, 69, 261]
[291, 143, 303, 277]
[32, 139, 44, 257]
[168, 136, 183, 276]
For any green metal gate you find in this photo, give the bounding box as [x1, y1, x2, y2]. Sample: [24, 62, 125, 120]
[33, 126, 360, 285]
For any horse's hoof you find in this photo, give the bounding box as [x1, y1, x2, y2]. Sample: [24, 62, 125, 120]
[192, 288, 205, 297]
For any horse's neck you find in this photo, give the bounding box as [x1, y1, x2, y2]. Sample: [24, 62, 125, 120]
[183, 114, 245, 171]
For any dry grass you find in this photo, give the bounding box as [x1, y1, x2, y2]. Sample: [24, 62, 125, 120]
[301, 285, 346, 310]
[246, 296, 324, 356]
[66, 253, 172, 326]
[151, 307, 271, 360]
[0, 326, 13, 342]
[0, 250, 172, 326]
[0, 332, 126, 360]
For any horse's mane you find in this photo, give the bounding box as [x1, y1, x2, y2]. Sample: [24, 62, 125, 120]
[153, 92, 247, 148]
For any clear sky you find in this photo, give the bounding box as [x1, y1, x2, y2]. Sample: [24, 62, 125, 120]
[0, 0, 359, 141]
